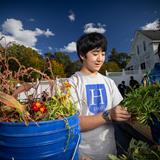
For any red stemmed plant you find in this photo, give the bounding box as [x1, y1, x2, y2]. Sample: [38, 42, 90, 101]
[0, 37, 77, 125]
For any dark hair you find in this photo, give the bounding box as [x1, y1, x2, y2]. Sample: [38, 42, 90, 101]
[130, 76, 134, 79]
[76, 32, 107, 62]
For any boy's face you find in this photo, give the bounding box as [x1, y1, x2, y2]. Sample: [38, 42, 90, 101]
[81, 48, 105, 73]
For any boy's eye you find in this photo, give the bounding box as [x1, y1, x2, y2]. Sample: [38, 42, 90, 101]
[90, 50, 106, 56]
[92, 51, 98, 55]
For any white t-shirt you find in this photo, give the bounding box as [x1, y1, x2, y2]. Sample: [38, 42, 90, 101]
[69, 71, 123, 160]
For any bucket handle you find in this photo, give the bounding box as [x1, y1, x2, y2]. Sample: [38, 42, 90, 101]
[71, 134, 81, 160]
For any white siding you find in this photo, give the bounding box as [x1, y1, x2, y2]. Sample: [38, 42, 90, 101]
[126, 31, 160, 72]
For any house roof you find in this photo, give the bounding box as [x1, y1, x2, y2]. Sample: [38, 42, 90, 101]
[138, 30, 160, 40]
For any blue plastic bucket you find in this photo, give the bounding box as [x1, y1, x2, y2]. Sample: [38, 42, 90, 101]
[0, 114, 80, 160]
[149, 62, 160, 83]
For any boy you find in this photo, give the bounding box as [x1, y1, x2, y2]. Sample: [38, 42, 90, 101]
[69, 32, 131, 160]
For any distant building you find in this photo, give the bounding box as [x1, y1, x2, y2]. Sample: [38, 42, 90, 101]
[126, 30, 160, 71]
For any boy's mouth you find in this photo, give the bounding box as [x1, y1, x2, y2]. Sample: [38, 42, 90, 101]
[95, 63, 102, 66]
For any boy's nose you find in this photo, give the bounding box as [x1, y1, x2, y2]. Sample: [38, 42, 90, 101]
[97, 54, 103, 61]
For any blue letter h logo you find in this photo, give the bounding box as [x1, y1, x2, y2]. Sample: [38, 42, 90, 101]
[86, 84, 107, 113]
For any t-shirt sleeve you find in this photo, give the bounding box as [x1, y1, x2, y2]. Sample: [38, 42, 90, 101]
[110, 79, 123, 107]
[68, 75, 81, 112]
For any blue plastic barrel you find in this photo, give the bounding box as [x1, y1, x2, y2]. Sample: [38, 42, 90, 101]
[149, 62, 160, 83]
[0, 114, 80, 160]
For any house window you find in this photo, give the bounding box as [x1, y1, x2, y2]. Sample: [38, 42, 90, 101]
[126, 66, 133, 70]
[141, 63, 146, 70]
[130, 66, 133, 70]
[143, 41, 146, 51]
[137, 45, 140, 55]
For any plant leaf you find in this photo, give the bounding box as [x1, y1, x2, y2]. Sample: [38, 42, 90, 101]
[0, 91, 30, 125]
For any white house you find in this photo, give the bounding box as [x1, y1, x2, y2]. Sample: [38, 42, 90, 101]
[126, 30, 160, 71]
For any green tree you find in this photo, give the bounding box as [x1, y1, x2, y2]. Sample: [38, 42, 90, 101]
[109, 48, 131, 69]
[43, 52, 55, 60]
[50, 60, 66, 77]
[6, 44, 44, 81]
[54, 52, 74, 76]
[99, 61, 121, 75]
[65, 60, 82, 77]
[7, 44, 44, 70]
[54, 52, 71, 66]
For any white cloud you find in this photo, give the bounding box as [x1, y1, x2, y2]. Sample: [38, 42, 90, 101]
[61, 41, 76, 53]
[2, 19, 23, 35]
[48, 46, 52, 50]
[68, 10, 75, 22]
[44, 29, 54, 37]
[84, 23, 106, 33]
[0, 18, 54, 50]
[141, 19, 160, 30]
[29, 18, 35, 22]
[60, 23, 106, 53]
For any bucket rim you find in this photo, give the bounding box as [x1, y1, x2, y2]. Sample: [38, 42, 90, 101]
[0, 113, 79, 126]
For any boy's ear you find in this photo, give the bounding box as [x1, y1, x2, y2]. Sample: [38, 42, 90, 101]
[80, 55, 84, 60]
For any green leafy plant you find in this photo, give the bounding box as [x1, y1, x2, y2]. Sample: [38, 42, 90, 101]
[108, 139, 160, 160]
[121, 83, 160, 125]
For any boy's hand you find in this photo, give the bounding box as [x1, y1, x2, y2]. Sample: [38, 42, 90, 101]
[109, 105, 131, 121]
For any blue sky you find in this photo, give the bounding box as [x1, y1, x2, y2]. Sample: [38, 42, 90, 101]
[0, 0, 160, 61]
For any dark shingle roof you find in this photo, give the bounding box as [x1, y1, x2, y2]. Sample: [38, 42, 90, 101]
[138, 30, 160, 40]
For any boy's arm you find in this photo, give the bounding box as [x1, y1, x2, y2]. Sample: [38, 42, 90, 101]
[79, 105, 131, 132]
[79, 113, 106, 132]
